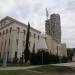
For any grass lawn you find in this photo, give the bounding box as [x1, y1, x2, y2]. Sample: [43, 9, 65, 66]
[0, 63, 31, 67]
[30, 64, 75, 73]
[0, 70, 38, 75]
[7, 63, 31, 67]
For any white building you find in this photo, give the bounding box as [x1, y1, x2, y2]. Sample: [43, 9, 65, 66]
[0, 16, 41, 61]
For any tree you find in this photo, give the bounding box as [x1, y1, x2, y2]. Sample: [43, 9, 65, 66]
[67, 48, 74, 61]
[24, 22, 30, 63]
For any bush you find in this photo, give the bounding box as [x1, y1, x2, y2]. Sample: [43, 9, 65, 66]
[30, 50, 60, 65]
[61, 56, 68, 63]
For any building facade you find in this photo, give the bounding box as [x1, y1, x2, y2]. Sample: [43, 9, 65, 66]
[0, 16, 41, 61]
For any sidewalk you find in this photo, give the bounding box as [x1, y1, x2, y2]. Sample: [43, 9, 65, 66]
[0, 65, 41, 70]
[52, 62, 75, 67]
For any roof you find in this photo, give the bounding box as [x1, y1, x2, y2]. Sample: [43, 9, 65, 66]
[0, 16, 41, 33]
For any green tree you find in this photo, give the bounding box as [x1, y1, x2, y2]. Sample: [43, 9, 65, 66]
[24, 22, 30, 63]
[67, 48, 74, 61]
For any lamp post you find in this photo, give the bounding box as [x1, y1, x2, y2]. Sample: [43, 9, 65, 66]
[41, 50, 43, 65]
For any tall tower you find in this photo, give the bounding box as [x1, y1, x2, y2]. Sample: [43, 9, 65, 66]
[45, 13, 61, 43]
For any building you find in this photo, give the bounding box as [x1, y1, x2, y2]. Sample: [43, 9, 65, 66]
[45, 13, 61, 43]
[0, 15, 67, 62]
[0, 16, 41, 61]
[45, 13, 67, 56]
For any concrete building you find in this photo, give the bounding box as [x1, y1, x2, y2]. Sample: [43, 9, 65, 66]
[45, 34, 67, 56]
[45, 13, 61, 43]
[45, 13, 67, 56]
[0, 16, 41, 61]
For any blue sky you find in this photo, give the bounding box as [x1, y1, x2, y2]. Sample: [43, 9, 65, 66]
[0, 0, 75, 48]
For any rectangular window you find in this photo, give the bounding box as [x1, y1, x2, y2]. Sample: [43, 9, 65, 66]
[15, 51, 17, 58]
[23, 30, 26, 35]
[0, 32, 1, 37]
[10, 27, 12, 33]
[17, 27, 20, 33]
[1, 41, 3, 50]
[16, 39, 19, 45]
[5, 40, 6, 46]
[29, 32, 31, 37]
[34, 33, 35, 38]
[9, 39, 10, 45]
[7, 52, 9, 59]
[6, 29, 8, 34]
[23, 41, 25, 46]
[38, 35, 39, 40]
[3, 31, 5, 35]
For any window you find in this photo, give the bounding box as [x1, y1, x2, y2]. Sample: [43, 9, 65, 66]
[32, 43, 35, 53]
[15, 51, 17, 58]
[17, 27, 20, 33]
[34, 33, 35, 38]
[16, 39, 19, 45]
[23, 29, 26, 35]
[10, 27, 12, 33]
[6, 29, 8, 34]
[23, 41, 25, 46]
[29, 41, 30, 47]
[3, 31, 5, 35]
[9, 39, 10, 45]
[0, 32, 1, 37]
[1, 41, 3, 49]
[7, 52, 9, 59]
[38, 35, 39, 40]
[29, 32, 31, 36]
[5, 40, 6, 47]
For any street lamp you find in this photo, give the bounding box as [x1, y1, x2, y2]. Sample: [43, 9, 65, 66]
[41, 50, 43, 65]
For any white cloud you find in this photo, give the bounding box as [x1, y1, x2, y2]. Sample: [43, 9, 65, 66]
[0, 0, 75, 48]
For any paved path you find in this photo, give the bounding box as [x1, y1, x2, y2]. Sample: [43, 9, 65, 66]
[0, 65, 41, 70]
[0, 62, 75, 70]
[52, 62, 75, 67]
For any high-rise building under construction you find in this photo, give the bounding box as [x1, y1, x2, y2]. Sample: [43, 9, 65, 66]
[45, 13, 61, 43]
